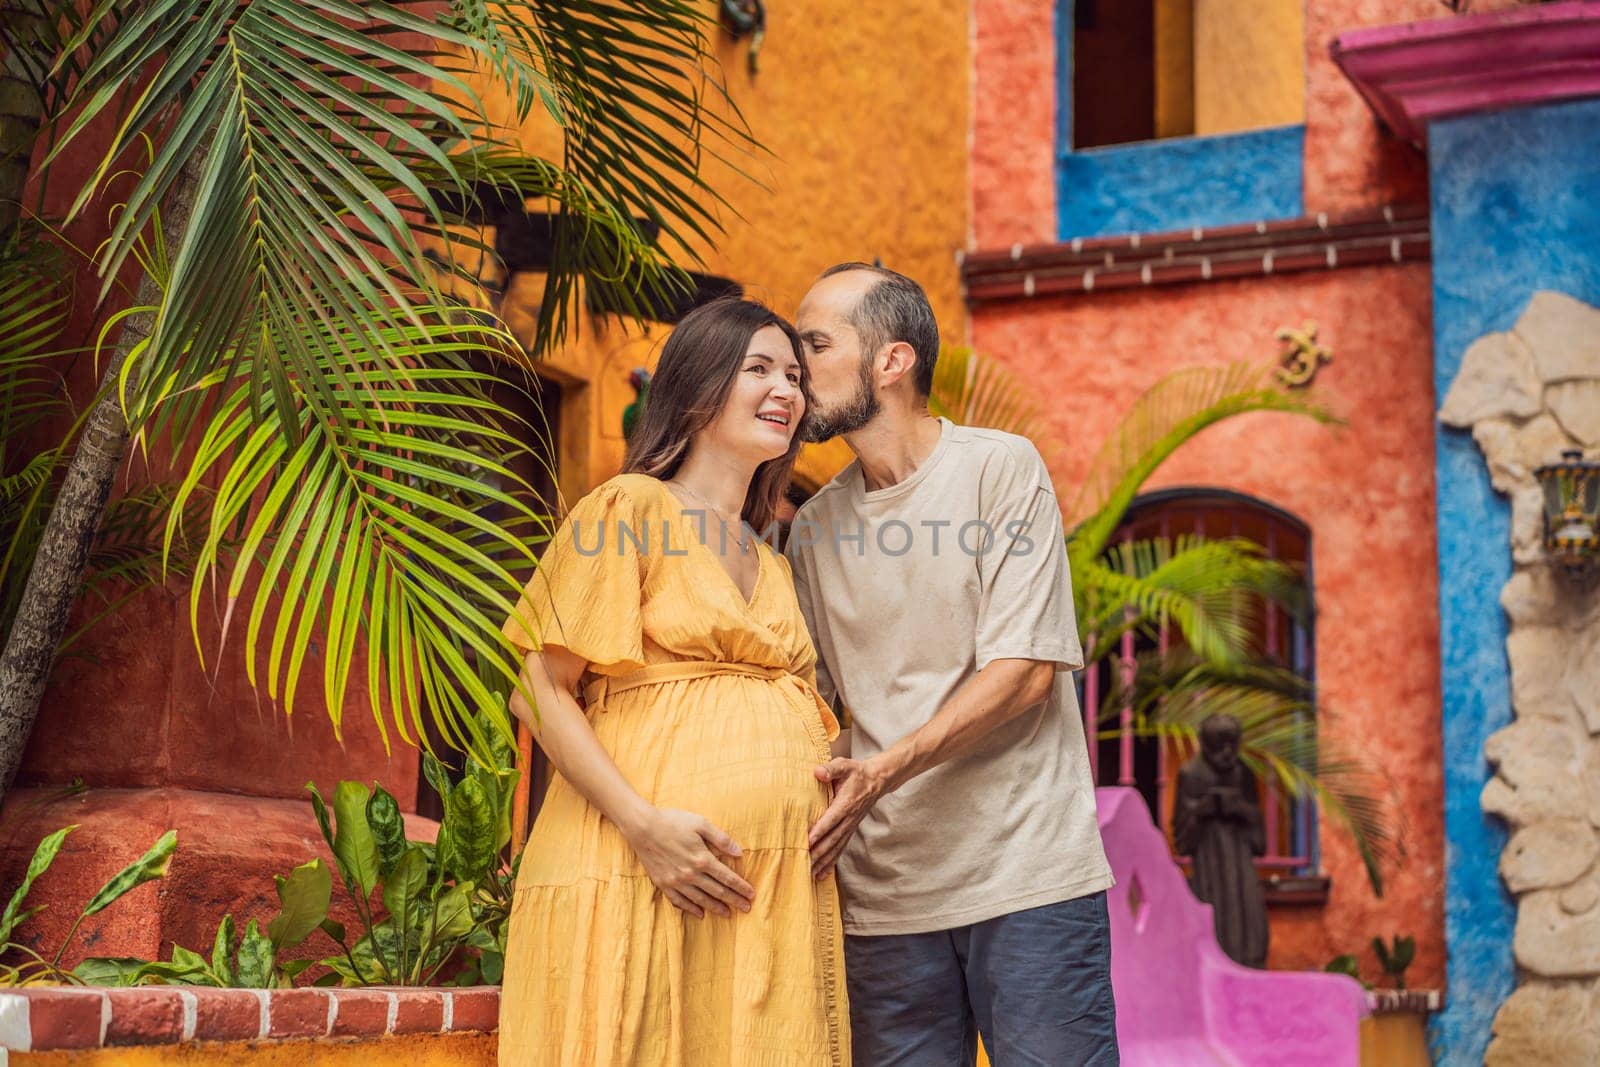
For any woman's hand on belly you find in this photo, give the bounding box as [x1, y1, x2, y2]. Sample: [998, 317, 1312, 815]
[621, 806, 756, 919]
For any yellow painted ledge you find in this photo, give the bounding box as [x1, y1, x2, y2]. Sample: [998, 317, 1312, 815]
[1361, 1012, 1432, 1066]
[13, 1033, 496, 1067]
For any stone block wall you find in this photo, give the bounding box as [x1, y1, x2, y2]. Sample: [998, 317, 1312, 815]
[1438, 290, 1600, 1063]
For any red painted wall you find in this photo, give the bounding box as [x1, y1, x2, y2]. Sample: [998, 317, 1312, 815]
[14, 108, 417, 808]
[968, 0, 1448, 988]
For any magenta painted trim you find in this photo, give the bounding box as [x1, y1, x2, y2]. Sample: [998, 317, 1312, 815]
[1330, 1, 1600, 145]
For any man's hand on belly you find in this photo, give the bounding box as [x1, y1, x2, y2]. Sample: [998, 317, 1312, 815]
[808, 757, 892, 880]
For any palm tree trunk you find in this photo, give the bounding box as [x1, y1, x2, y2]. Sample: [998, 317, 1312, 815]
[0, 138, 210, 805]
[0, 1, 51, 237]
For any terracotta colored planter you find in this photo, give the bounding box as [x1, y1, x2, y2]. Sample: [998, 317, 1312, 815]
[1361, 990, 1439, 1067]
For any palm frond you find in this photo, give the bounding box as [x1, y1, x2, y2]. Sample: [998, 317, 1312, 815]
[42, 0, 751, 400]
[1066, 363, 1339, 567]
[928, 344, 1066, 475]
[460, 0, 755, 348]
[0, 237, 72, 370]
[1081, 534, 1304, 664]
[159, 306, 556, 762]
[0, 236, 76, 643]
[1125, 673, 1394, 894]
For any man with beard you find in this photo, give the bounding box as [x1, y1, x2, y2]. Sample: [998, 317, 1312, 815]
[784, 263, 1118, 1065]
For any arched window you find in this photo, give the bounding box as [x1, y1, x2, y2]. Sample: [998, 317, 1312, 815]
[1084, 488, 1321, 890]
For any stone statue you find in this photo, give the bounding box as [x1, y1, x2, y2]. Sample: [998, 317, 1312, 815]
[1174, 714, 1270, 968]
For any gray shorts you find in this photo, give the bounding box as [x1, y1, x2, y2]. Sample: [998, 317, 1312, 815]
[845, 892, 1119, 1066]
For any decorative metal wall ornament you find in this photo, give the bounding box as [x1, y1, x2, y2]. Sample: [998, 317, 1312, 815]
[1534, 448, 1600, 579]
[720, 0, 767, 73]
[1274, 321, 1332, 388]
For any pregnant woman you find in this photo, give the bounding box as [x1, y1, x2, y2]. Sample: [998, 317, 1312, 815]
[497, 298, 848, 1066]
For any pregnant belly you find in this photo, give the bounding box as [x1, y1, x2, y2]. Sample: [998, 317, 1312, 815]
[609, 685, 827, 850]
[518, 684, 827, 889]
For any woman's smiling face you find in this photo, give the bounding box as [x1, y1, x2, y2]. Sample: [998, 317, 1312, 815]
[697, 324, 807, 464]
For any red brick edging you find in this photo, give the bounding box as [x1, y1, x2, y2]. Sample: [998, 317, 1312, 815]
[0, 985, 500, 1052]
[1366, 988, 1442, 1015]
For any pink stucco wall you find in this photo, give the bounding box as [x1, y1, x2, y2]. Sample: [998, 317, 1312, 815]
[969, 0, 1449, 988]
[971, 0, 1059, 248]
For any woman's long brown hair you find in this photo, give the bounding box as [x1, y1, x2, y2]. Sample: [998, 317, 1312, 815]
[621, 297, 812, 535]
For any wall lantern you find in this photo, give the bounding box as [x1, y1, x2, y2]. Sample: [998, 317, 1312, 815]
[1534, 448, 1600, 578]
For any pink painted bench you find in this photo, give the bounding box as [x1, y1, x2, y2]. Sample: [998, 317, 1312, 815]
[1097, 787, 1369, 1066]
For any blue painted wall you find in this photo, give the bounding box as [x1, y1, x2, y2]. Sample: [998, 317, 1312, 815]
[1054, 0, 1305, 238]
[1427, 95, 1600, 1064]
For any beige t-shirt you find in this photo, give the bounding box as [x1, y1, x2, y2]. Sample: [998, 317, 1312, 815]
[785, 419, 1112, 936]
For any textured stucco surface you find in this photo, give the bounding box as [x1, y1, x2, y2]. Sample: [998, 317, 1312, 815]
[0, 788, 439, 969]
[1438, 292, 1600, 1065]
[973, 263, 1447, 990]
[1427, 96, 1600, 1064]
[970, 0, 1438, 249]
[468, 0, 971, 490]
[972, 0, 1059, 248]
[1192, 0, 1304, 136]
[1056, 126, 1305, 238]
[1300, 0, 1437, 215]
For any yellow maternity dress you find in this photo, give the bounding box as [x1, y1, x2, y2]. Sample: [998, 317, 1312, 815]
[497, 474, 849, 1066]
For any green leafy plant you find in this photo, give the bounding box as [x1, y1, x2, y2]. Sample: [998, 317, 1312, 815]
[74, 858, 334, 988]
[52, 706, 520, 990]
[1324, 953, 1361, 978]
[1323, 953, 1369, 988]
[0, 826, 177, 985]
[308, 705, 521, 986]
[1372, 934, 1415, 990]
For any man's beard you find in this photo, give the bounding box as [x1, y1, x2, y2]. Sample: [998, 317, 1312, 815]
[804, 358, 880, 442]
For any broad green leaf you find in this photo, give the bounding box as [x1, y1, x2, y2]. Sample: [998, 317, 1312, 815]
[279, 958, 317, 979]
[421, 753, 453, 807]
[82, 831, 177, 917]
[315, 956, 360, 987]
[236, 919, 274, 988]
[382, 846, 429, 977]
[318, 917, 347, 947]
[441, 775, 496, 884]
[305, 782, 336, 853]
[71, 957, 147, 987]
[210, 914, 236, 987]
[268, 859, 331, 952]
[352, 920, 402, 981]
[366, 787, 407, 877]
[331, 782, 380, 898]
[0, 825, 75, 944]
[124, 944, 219, 988]
[431, 884, 474, 942]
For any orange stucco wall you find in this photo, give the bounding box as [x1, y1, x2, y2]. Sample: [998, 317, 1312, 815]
[968, 0, 1447, 988]
[458, 1, 971, 497]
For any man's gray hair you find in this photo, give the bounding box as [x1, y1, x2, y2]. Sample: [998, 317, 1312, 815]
[819, 262, 939, 396]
